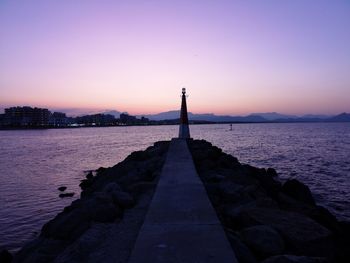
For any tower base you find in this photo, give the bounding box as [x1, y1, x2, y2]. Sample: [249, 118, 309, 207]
[179, 124, 190, 139]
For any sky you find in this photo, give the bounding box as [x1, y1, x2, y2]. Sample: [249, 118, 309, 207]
[1, 0, 350, 116]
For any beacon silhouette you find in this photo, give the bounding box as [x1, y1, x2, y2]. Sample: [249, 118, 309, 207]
[178, 88, 190, 139]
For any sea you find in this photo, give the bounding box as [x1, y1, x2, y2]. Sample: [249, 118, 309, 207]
[0, 123, 349, 252]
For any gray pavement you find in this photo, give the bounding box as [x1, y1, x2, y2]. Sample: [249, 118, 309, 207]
[128, 139, 237, 263]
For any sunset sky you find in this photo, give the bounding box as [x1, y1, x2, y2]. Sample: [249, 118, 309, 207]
[1, 0, 349, 116]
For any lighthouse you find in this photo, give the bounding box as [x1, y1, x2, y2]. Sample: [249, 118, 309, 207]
[178, 88, 190, 139]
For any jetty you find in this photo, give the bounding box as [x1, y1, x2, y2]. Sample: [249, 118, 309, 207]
[129, 88, 236, 262]
[128, 138, 237, 262]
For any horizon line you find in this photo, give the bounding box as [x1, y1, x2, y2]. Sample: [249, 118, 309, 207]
[0, 105, 348, 118]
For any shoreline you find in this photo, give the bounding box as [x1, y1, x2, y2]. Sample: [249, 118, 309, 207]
[1, 121, 349, 131]
[2, 139, 349, 262]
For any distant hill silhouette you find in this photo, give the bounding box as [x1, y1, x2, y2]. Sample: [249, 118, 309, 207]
[301, 114, 330, 119]
[66, 109, 350, 123]
[140, 111, 267, 122]
[102, 110, 121, 118]
[327, 113, 350, 122]
[251, 112, 298, 120]
[140, 111, 350, 123]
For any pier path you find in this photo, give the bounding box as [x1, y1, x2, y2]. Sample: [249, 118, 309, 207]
[128, 138, 238, 263]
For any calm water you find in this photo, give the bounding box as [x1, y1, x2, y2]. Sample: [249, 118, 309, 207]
[0, 123, 349, 251]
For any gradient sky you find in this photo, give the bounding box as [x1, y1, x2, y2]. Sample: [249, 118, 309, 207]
[1, 0, 350, 115]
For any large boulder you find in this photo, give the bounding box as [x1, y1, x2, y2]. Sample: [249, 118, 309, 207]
[240, 225, 285, 258]
[218, 180, 245, 203]
[227, 233, 257, 263]
[267, 168, 278, 177]
[103, 182, 122, 193]
[86, 192, 121, 222]
[218, 154, 240, 168]
[241, 165, 282, 199]
[111, 191, 135, 208]
[230, 208, 334, 258]
[221, 197, 279, 230]
[41, 207, 91, 240]
[225, 168, 260, 186]
[42, 192, 121, 240]
[278, 193, 339, 232]
[282, 179, 315, 205]
[201, 170, 226, 183]
[58, 186, 67, 192]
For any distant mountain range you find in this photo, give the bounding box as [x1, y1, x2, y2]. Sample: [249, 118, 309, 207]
[101, 110, 350, 123]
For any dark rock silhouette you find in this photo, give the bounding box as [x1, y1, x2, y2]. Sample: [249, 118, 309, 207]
[282, 179, 315, 205]
[57, 186, 67, 192]
[14, 141, 169, 262]
[58, 192, 74, 198]
[239, 225, 285, 258]
[188, 139, 350, 263]
[86, 171, 93, 179]
[227, 232, 258, 263]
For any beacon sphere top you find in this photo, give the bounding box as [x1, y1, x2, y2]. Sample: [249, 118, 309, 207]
[182, 88, 186, 94]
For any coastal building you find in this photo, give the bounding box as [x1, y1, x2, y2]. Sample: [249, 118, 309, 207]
[49, 112, 69, 127]
[178, 88, 190, 138]
[4, 106, 50, 126]
[75, 114, 116, 126]
[120, 113, 137, 124]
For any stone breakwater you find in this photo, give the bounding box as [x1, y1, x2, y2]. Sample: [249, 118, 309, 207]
[188, 140, 350, 263]
[2, 139, 349, 263]
[10, 141, 170, 263]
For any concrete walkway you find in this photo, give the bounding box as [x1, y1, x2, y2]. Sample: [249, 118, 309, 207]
[128, 139, 237, 263]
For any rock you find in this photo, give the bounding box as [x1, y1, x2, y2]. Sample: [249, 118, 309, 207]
[278, 193, 339, 232]
[267, 168, 278, 177]
[125, 150, 149, 162]
[90, 202, 120, 222]
[103, 182, 122, 193]
[208, 146, 223, 159]
[0, 249, 12, 263]
[241, 165, 281, 199]
[218, 154, 240, 168]
[221, 202, 262, 230]
[239, 225, 285, 258]
[42, 192, 121, 240]
[218, 180, 245, 203]
[96, 167, 107, 174]
[227, 232, 258, 263]
[79, 179, 93, 190]
[41, 207, 91, 240]
[86, 193, 121, 222]
[282, 179, 315, 205]
[259, 176, 282, 200]
[261, 255, 327, 263]
[103, 182, 135, 208]
[111, 191, 135, 208]
[59, 192, 75, 198]
[201, 171, 225, 183]
[221, 197, 279, 230]
[232, 208, 334, 258]
[127, 182, 157, 196]
[86, 171, 93, 179]
[58, 186, 67, 192]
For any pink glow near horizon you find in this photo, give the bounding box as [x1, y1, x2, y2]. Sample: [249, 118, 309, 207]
[1, 1, 350, 116]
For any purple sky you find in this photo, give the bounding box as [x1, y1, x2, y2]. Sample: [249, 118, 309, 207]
[1, 0, 349, 115]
